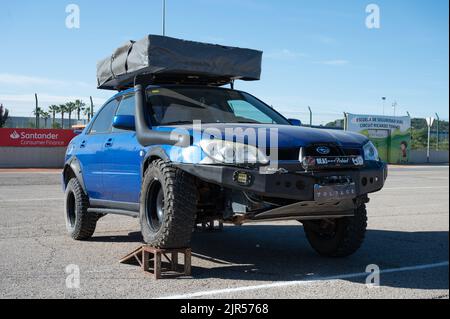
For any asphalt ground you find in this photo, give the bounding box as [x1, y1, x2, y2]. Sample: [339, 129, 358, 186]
[0, 165, 448, 299]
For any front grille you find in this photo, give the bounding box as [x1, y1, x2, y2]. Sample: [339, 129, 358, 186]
[305, 143, 343, 157]
[305, 144, 362, 157]
[343, 148, 362, 156]
[266, 148, 300, 161]
[264, 144, 362, 162]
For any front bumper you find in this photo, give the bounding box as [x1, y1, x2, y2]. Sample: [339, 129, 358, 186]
[176, 161, 388, 201]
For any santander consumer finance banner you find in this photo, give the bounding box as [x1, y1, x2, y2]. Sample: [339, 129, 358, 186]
[0, 128, 77, 148]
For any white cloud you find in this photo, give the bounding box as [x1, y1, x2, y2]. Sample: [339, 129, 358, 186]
[265, 49, 306, 60]
[0, 73, 91, 88]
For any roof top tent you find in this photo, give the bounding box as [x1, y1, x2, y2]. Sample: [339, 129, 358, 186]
[97, 35, 263, 91]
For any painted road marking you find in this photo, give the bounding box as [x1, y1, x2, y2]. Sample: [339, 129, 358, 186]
[159, 261, 449, 299]
[0, 198, 63, 203]
[383, 186, 449, 191]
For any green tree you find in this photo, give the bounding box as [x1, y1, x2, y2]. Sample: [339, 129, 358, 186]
[0, 104, 9, 128]
[41, 111, 51, 128]
[48, 105, 60, 128]
[75, 99, 86, 121]
[66, 102, 77, 128]
[59, 104, 68, 129]
[33, 107, 44, 128]
[83, 105, 93, 122]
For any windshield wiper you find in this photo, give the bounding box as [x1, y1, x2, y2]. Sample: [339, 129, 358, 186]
[237, 121, 261, 124]
[161, 121, 194, 126]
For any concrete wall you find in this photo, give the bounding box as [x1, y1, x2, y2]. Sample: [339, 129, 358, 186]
[0, 147, 67, 168]
[410, 150, 449, 164]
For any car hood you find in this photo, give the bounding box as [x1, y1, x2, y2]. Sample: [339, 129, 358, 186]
[158, 123, 369, 148]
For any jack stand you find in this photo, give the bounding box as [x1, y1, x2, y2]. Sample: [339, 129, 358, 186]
[120, 246, 192, 280]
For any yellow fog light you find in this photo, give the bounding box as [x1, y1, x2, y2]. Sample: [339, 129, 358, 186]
[233, 171, 253, 186]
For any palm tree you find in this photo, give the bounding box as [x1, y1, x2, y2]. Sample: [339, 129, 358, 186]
[41, 111, 51, 128]
[33, 107, 43, 129]
[0, 104, 9, 128]
[66, 102, 77, 128]
[83, 105, 92, 122]
[48, 105, 60, 128]
[74, 100, 85, 121]
[59, 104, 67, 129]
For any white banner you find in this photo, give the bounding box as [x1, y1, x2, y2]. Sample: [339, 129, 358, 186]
[346, 114, 411, 132]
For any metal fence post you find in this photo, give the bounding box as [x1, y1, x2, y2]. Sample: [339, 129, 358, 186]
[308, 106, 312, 127]
[35, 93, 39, 129]
[435, 113, 440, 151]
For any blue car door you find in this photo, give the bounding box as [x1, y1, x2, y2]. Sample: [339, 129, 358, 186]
[77, 98, 120, 200]
[103, 95, 142, 204]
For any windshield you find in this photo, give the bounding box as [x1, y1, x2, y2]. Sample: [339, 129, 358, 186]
[147, 87, 290, 126]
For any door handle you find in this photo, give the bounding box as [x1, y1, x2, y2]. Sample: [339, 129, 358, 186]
[80, 140, 87, 149]
[105, 138, 114, 148]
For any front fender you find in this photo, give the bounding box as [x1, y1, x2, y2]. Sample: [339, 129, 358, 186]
[63, 156, 87, 194]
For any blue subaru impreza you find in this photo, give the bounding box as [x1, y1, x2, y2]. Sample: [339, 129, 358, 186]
[62, 84, 387, 257]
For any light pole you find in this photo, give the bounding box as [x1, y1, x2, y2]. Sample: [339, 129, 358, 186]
[382, 97, 386, 115]
[392, 101, 397, 117]
[308, 106, 312, 127]
[162, 0, 166, 36]
[435, 113, 440, 151]
[35, 93, 39, 129]
[343, 112, 348, 131]
[90, 96, 94, 121]
[426, 117, 435, 163]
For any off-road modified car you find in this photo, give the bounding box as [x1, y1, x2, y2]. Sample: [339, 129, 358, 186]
[63, 35, 387, 257]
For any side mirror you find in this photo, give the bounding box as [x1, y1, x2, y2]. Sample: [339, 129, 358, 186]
[113, 115, 135, 131]
[288, 118, 302, 126]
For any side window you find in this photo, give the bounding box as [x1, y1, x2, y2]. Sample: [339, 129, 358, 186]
[112, 95, 135, 132]
[89, 98, 120, 134]
[116, 95, 135, 116]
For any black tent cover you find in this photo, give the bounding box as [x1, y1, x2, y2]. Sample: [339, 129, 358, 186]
[97, 35, 263, 91]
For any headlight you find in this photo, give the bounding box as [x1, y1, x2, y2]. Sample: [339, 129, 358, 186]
[199, 140, 269, 165]
[363, 141, 380, 161]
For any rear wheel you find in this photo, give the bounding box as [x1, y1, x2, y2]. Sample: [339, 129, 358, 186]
[303, 204, 368, 257]
[64, 178, 98, 240]
[140, 160, 197, 248]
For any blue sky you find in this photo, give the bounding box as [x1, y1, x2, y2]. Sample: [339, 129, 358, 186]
[0, 0, 448, 123]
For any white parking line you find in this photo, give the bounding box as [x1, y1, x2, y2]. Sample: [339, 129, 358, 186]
[383, 186, 449, 191]
[159, 261, 449, 299]
[0, 198, 63, 203]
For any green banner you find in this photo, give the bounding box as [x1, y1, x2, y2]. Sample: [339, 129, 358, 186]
[346, 114, 411, 164]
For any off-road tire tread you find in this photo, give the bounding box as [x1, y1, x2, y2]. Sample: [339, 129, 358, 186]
[65, 178, 97, 240]
[304, 204, 368, 258]
[140, 160, 197, 248]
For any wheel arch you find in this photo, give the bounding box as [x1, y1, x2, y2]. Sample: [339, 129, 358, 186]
[142, 147, 170, 176]
[63, 157, 87, 194]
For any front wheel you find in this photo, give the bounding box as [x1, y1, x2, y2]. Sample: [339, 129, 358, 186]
[302, 204, 368, 258]
[64, 178, 98, 240]
[140, 160, 197, 248]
